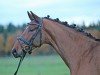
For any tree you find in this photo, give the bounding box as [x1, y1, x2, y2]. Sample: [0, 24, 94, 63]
[81, 21, 86, 29]
[0, 34, 5, 56]
[7, 23, 16, 33]
[0, 35, 4, 51]
[4, 35, 14, 55]
[0, 25, 4, 33]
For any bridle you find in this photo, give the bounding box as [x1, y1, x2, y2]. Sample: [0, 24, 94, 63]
[17, 18, 43, 54]
[14, 18, 43, 75]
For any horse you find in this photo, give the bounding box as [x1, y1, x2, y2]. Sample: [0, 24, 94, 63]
[12, 11, 100, 75]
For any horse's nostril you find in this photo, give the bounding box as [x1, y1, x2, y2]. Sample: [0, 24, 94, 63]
[12, 48, 16, 53]
[12, 48, 19, 58]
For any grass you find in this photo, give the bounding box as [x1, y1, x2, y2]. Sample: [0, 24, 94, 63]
[0, 55, 70, 75]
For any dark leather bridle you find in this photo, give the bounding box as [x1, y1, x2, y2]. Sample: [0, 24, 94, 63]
[17, 18, 43, 54]
[13, 18, 43, 75]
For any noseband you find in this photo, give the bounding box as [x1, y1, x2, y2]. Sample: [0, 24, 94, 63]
[14, 18, 43, 75]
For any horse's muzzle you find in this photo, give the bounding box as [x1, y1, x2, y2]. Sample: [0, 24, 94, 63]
[12, 48, 20, 58]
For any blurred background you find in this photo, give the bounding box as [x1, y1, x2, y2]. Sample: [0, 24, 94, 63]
[0, 0, 100, 75]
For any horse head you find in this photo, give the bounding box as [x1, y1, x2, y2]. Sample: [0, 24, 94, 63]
[12, 11, 44, 58]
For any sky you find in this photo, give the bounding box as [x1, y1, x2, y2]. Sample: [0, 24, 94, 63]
[0, 0, 100, 26]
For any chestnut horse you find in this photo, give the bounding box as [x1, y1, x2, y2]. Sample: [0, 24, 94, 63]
[12, 11, 100, 75]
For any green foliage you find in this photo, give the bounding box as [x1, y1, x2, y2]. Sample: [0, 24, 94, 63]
[87, 20, 100, 30]
[7, 23, 16, 33]
[0, 25, 4, 33]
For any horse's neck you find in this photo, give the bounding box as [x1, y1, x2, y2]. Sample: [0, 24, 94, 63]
[43, 19, 98, 73]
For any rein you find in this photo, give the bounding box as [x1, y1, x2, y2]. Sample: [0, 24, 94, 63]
[13, 18, 43, 75]
[14, 50, 26, 75]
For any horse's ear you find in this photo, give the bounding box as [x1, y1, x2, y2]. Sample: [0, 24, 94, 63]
[27, 11, 33, 21]
[30, 11, 40, 22]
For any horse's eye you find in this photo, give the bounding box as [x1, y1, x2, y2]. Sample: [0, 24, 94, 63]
[30, 29, 34, 31]
[29, 27, 37, 32]
[28, 25, 38, 32]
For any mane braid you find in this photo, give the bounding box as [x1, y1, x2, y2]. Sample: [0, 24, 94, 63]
[44, 16, 100, 42]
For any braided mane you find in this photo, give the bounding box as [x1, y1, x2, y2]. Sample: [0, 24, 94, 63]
[44, 15, 100, 42]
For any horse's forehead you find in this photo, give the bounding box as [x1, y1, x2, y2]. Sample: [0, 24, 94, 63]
[29, 20, 38, 25]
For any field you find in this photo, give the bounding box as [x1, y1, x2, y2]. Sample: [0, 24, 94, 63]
[0, 55, 70, 75]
